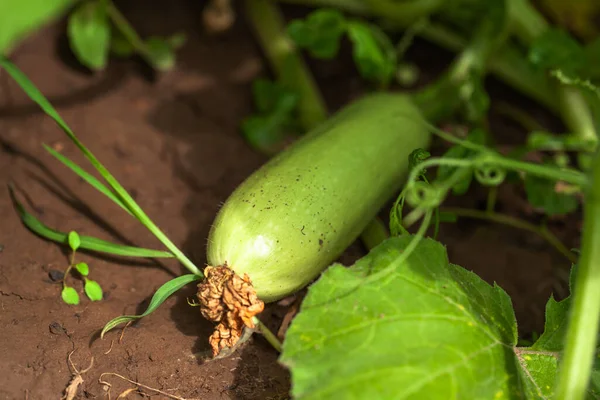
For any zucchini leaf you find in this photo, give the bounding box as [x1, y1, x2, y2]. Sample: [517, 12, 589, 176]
[280, 235, 598, 399]
[523, 266, 600, 397]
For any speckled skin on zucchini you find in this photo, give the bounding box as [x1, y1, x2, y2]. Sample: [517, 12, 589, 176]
[206, 93, 431, 303]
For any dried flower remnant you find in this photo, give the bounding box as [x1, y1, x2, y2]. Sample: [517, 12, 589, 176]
[197, 265, 265, 356]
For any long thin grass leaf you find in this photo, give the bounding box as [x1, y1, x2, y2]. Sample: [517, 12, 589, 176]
[0, 57, 201, 276]
[101, 274, 200, 338]
[8, 184, 174, 258]
[43, 144, 132, 216]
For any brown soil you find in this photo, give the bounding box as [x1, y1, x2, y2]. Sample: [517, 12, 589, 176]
[0, 1, 581, 399]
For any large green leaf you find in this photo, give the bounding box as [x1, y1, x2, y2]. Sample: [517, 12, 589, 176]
[281, 236, 522, 399]
[0, 0, 75, 55]
[281, 235, 599, 399]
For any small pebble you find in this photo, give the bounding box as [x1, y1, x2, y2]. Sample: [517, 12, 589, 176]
[48, 270, 64, 282]
[49, 321, 66, 335]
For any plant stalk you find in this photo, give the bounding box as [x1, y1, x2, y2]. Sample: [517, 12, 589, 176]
[505, 0, 598, 146]
[253, 316, 283, 352]
[555, 150, 600, 399]
[243, 0, 327, 130]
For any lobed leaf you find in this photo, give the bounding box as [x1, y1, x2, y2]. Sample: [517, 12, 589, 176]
[282, 236, 600, 398]
[281, 235, 524, 399]
[520, 265, 600, 397]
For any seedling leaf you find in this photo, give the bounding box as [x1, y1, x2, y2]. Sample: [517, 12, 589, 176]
[75, 262, 89, 276]
[84, 279, 103, 301]
[68, 231, 81, 251]
[0, 0, 74, 55]
[62, 286, 80, 305]
[524, 174, 579, 216]
[67, 0, 111, 70]
[101, 274, 200, 338]
[287, 9, 346, 59]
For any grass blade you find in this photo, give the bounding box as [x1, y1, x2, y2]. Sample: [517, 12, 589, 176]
[9, 184, 174, 258]
[43, 144, 132, 216]
[0, 57, 201, 276]
[101, 274, 200, 338]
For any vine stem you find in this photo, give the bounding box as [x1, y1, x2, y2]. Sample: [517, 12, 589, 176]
[554, 150, 600, 399]
[252, 316, 283, 352]
[440, 207, 576, 264]
[242, 0, 327, 130]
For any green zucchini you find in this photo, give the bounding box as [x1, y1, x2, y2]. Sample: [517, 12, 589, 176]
[198, 92, 431, 355]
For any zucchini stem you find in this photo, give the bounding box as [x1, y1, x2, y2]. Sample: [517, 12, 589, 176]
[243, 0, 327, 130]
[252, 316, 283, 352]
[554, 150, 600, 399]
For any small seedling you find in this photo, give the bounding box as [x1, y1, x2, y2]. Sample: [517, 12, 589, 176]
[59, 231, 103, 305]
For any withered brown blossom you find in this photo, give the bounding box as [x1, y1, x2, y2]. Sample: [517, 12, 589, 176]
[197, 265, 265, 356]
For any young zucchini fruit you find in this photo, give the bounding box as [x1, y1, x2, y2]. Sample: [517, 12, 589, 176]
[197, 92, 431, 355]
